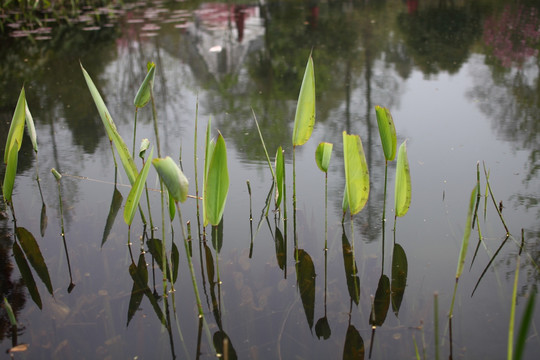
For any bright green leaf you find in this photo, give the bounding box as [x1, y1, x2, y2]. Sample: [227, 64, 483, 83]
[204, 133, 229, 226]
[375, 106, 397, 161]
[152, 157, 189, 203]
[292, 55, 315, 146]
[275, 146, 285, 208]
[343, 132, 369, 215]
[133, 62, 156, 108]
[394, 141, 411, 217]
[315, 142, 333, 173]
[81, 63, 138, 184]
[2, 140, 19, 203]
[4, 87, 25, 164]
[51, 168, 62, 181]
[124, 148, 154, 226]
[168, 190, 176, 221]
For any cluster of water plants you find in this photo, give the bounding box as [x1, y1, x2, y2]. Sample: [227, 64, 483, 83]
[1, 51, 537, 359]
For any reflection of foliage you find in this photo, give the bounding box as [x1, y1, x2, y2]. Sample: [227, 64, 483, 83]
[484, 5, 540, 68]
[397, 5, 481, 74]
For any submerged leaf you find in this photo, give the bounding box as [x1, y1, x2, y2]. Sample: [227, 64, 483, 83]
[16, 227, 53, 295]
[292, 54, 315, 146]
[124, 148, 153, 226]
[343, 132, 369, 215]
[133, 62, 156, 108]
[394, 141, 411, 217]
[4, 87, 25, 164]
[13, 242, 42, 309]
[204, 133, 229, 226]
[391, 244, 408, 316]
[296, 249, 316, 330]
[152, 157, 189, 203]
[375, 106, 397, 161]
[315, 142, 333, 173]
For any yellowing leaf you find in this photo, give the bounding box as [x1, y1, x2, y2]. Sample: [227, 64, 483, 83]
[343, 132, 369, 215]
[394, 141, 411, 217]
[292, 55, 315, 146]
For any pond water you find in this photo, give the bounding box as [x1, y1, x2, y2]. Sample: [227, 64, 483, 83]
[1, 0, 539, 359]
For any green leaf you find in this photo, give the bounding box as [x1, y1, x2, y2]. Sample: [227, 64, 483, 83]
[515, 287, 537, 360]
[81, 63, 138, 184]
[13, 241, 42, 309]
[4, 87, 25, 164]
[168, 190, 176, 221]
[203, 119, 214, 226]
[456, 185, 478, 279]
[375, 106, 397, 161]
[139, 138, 150, 159]
[296, 249, 315, 330]
[133, 62, 156, 108]
[2, 139, 19, 203]
[25, 102, 38, 153]
[16, 227, 53, 295]
[275, 146, 285, 208]
[394, 141, 411, 217]
[342, 229, 360, 305]
[292, 55, 315, 146]
[204, 133, 229, 226]
[3, 297, 17, 326]
[124, 147, 153, 226]
[51, 167, 62, 181]
[152, 157, 189, 203]
[127, 253, 146, 326]
[315, 142, 333, 173]
[343, 132, 369, 215]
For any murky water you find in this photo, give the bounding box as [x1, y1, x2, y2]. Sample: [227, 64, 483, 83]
[1, 0, 539, 359]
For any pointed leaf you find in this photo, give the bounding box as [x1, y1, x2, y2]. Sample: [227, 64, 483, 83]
[275, 146, 285, 208]
[375, 106, 397, 161]
[168, 190, 176, 221]
[40, 203, 47, 237]
[343, 325, 364, 360]
[292, 55, 315, 146]
[152, 157, 189, 203]
[4, 87, 25, 164]
[3, 297, 17, 326]
[296, 249, 315, 330]
[101, 187, 123, 247]
[343, 132, 369, 215]
[25, 102, 38, 153]
[315, 142, 333, 173]
[204, 133, 229, 226]
[13, 241, 42, 309]
[81, 64, 138, 184]
[456, 185, 478, 280]
[127, 253, 146, 326]
[139, 138, 150, 159]
[369, 275, 390, 327]
[2, 139, 19, 203]
[124, 148, 153, 226]
[394, 141, 411, 217]
[16, 227, 53, 295]
[133, 62, 156, 108]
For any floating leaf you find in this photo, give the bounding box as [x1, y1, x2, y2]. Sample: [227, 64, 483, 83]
[343, 132, 369, 215]
[315, 142, 333, 173]
[375, 106, 397, 161]
[81, 64, 138, 184]
[4, 87, 25, 164]
[292, 54, 315, 146]
[2, 140, 19, 203]
[152, 157, 189, 203]
[124, 148, 153, 226]
[296, 249, 315, 330]
[343, 325, 364, 360]
[456, 185, 478, 280]
[275, 146, 285, 208]
[25, 102, 38, 153]
[13, 242, 41, 309]
[101, 186, 123, 247]
[391, 243, 408, 316]
[369, 275, 390, 327]
[394, 141, 411, 217]
[16, 227, 53, 295]
[204, 133, 229, 226]
[133, 62, 156, 108]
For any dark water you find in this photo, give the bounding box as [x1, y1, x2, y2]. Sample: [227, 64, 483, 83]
[1, 0, 539, 359]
